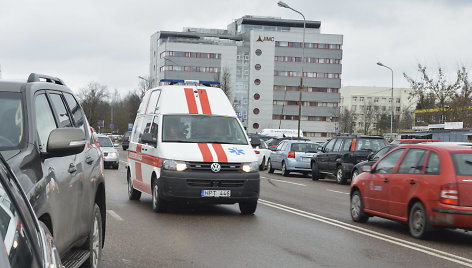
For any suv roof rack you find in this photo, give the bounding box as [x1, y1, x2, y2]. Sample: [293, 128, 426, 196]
[27, 73, 66, 86]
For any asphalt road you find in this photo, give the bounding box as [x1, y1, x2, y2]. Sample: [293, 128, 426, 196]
[100, 148, 472, 268]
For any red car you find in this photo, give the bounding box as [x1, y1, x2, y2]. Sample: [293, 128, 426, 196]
[350, 143, 472, 238]
[390, 139, 440, 144]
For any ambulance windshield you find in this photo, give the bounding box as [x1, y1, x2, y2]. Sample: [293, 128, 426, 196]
[162, 115, 248, 145]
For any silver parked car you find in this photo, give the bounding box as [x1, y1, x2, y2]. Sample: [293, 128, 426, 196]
[96, 134, 119, 169]
[267, 140, 321, 176]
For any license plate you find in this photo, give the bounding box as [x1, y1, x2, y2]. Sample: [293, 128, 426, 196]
[201, 190, 231, 197]
[303, 157, 311, 162]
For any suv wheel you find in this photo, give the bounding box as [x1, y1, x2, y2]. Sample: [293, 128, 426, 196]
[281, 162, 290, 176]
[311, 162, 325, 181]
[336, 166, 348, 185]
[409, 202, 430, 239]
[267, 159, 274, 173]
[350, 190, 369, 223]
[83, 204, 103, 268]
[127, 170, 141, 201]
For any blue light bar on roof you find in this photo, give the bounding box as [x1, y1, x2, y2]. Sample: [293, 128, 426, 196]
[160, 79, 220, 85]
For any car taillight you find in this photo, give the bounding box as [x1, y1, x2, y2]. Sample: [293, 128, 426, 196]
[440, 184, 459, 206]
[288, 151, 295, 158]
[254, 150, 260, 154]
[123, 138, 128, 141]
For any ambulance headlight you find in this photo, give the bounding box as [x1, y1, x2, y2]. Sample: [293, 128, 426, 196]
[162, 159, 188, 171]
[109, 152, 118, 157]
[241, 162, 258, 173]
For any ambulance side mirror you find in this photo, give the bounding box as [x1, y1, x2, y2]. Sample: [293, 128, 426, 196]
[141, 132, 157, 146]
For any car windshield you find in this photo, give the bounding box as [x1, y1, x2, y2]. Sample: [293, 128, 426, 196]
[162, 115, 248, 144]
[290, 143, 319, 153]
[97, 137, 113, 147]
[451, 153, 472, 176]
[0, 92, 25, 150]
[355, 138, 387, 151]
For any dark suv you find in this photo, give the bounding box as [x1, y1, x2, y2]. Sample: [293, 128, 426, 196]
[311, 135, 388, 184]
[0, 74, 106, 268]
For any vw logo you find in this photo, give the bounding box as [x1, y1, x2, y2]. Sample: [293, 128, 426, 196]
[211, 163, 221, 173]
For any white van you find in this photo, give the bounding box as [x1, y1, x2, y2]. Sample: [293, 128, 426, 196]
[127, 81, 260, 214]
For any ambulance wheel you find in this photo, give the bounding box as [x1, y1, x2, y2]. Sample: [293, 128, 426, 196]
[239, 201, 257, 215]
[152, 179, 167, 213]
[127, 170, 141, 201]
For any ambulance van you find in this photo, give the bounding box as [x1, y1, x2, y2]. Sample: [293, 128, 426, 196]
[127, 80, 260, 214]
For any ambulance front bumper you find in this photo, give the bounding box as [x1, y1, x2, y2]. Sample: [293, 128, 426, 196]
[158, 170, 260, 204]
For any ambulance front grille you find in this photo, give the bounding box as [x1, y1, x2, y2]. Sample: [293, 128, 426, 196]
[186, 179, 245, 188]
[188, 162, 242, 172]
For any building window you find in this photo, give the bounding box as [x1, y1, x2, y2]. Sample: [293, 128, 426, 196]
[352, 105, 356, 111]
[254, 93, 260, 100]
[352, 97, 357, 102]
[367, 97, 372, 103]
[253, 108, 260, 115]
[382, 98, 386, 103]
[374, 97, 379, 103]
[360, 97, 364, 102]
[254, 79, 261, 85]
[396, 98, 401, 103]
[396, 107, 401, 112]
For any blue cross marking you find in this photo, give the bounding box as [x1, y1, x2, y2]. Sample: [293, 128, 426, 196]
[228, 147, 245, 155]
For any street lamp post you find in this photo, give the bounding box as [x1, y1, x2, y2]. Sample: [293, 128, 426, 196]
[377, 62, 394, 139]
[278, 1, 305, 140]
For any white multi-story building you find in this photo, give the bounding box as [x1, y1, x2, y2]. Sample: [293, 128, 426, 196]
[340, 86, 417, 133]
[150, 16, 343, 141]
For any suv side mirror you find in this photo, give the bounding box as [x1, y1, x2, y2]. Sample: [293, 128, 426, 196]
[45, 128, 86, 157]
[141, 132, 157, 146]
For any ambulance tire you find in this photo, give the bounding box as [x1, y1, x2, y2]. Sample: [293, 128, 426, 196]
[127, 169, 141, 201]
[239, 201, 257, 215]
[152, 178, 167, 213]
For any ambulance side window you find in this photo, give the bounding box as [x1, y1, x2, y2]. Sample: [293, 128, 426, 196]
[140, 116, 153, 143]
[131, 116, 144, 143]
[150, 116, 159, 144]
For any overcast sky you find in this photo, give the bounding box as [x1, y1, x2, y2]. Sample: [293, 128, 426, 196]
[1, 0, 471, 97]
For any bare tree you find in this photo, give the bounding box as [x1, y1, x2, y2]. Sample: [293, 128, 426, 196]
[404, 64, 461, 123]
[78, 82, 109, 130]
[217, 67, 232, 99]
[339, 108, 356, 134]
[359, 105, 375, 134]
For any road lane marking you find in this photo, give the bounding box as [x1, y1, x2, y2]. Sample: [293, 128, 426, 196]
[259, 199, 472, 267]
[327, 189, 349, 195]
[261, 176, 306, 187]
[106, 210, 123, 221]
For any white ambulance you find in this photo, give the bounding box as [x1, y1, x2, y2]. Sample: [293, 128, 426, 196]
[127, 80, 260, 214]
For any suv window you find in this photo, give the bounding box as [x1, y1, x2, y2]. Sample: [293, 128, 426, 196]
[324, 139, 336, 152]
[398, 149, 428, 174]
[35, 94, 58, 152]
[0, 92, 25, 150]
[333, 138, 344, 152]
[355, 138, 387, 152]
[48, 93, 72, 128]
[375, 148, 405, 174]
[63, 92, 86, 134]
[342, 138, 353, 151]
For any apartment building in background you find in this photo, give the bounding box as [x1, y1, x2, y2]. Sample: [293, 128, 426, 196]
[150, 16, 343, 141]
[340, 86, 417, 133]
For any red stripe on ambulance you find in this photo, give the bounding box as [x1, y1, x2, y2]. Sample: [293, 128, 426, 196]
[184, 88, 198, 114]
[198, 143, 213, 162]
[212, 144, 228, 162]
[198, 89, 212, 115]
[133, 179, 151, 195]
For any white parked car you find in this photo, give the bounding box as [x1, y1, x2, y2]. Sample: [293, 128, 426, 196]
[250, 137, 271, 170]
[96, 134, 120, 169]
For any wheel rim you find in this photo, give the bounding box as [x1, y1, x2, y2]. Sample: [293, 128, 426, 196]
[282, 163, 286, 173]
[351, 194, 361, 219]
[152, 183, 158, 209]
[128, 177, 133, 196]
[337, 169, 343, 182]
[352, 170, 358, 180]
[268, 160, 271, 170]
[91, 215, 100, 268]
[412, 208, 425, 234]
